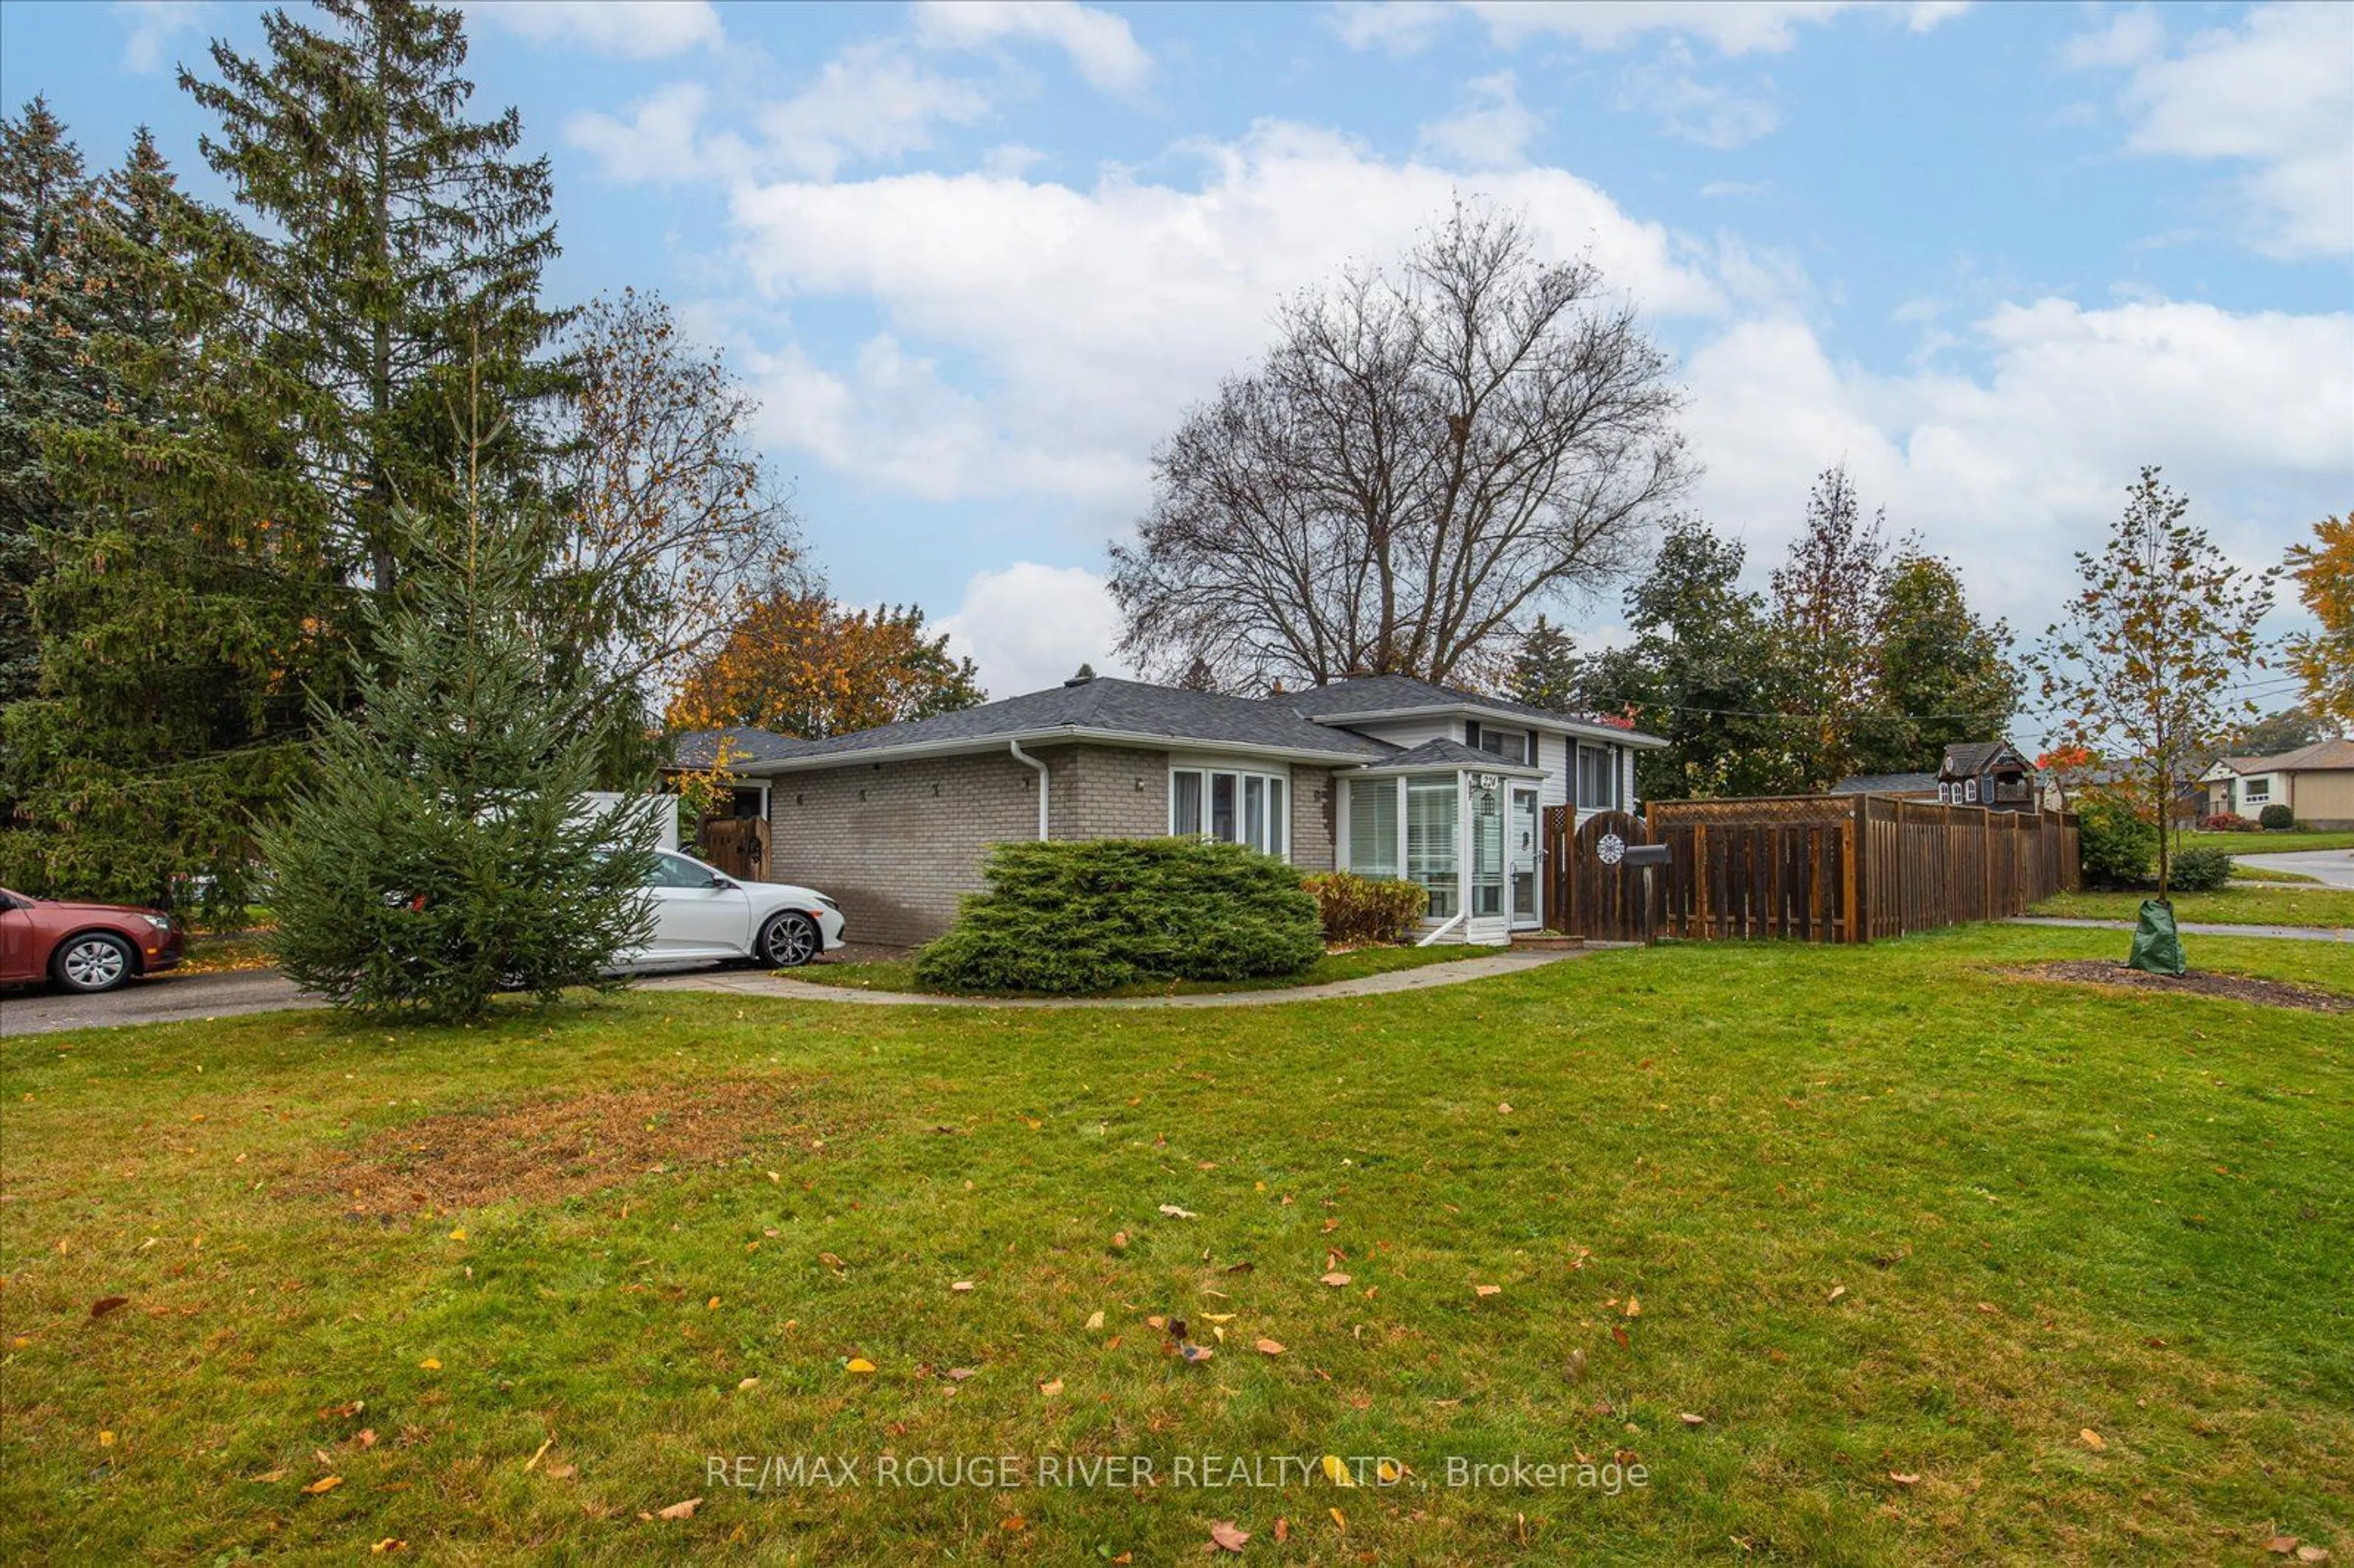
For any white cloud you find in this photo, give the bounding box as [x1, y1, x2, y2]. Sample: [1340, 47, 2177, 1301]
[756, 41, 993, 180]
[1417, 71, 1544, 169]
[471, 0, 722, 59]
[1682, 299, 2354, 631]
[567, 82, 750, 186]
[1616, 47, 1783, 148]
[1327, 1, 1455, 55]
[2066, 2, 2353, 257]
[912, 0, 1151, 95]
[937, 562, 1128, 696]
[1458, 0, 1965, 55]
[113, 1, 205, 74]
[728, 121, 1721, 503]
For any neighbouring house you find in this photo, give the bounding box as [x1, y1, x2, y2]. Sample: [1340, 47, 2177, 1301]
[725, 672, 1667, 946]
[1830, 740, 2038, 811]
[2200, 738, 2354, 828]
[666, 725, 799, 823]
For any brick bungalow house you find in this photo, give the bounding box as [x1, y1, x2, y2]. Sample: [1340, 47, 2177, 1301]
[708, 672, 1667, 947]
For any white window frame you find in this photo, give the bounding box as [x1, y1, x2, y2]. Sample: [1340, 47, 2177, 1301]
[1169, 765, 1289, 859]
[2244, 778, 2270, 804]
[1964, 777, 1978, 804]
[1575, 744, 1620, 812]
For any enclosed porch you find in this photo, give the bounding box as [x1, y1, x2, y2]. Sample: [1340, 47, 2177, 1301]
[1335, 743, 1547, 946]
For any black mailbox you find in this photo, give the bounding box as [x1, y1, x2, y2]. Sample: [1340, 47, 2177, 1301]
[1620, 843, 1672, 869]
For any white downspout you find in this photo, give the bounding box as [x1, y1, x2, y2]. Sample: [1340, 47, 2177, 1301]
[1008, 740, 1049, 839]
[1417, 910, 1467, 947]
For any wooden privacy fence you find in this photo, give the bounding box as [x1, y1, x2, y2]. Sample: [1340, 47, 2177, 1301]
[1545, 795, 2079, 943]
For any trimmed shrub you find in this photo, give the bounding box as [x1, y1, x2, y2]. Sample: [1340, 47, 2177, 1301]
[2258, 804, 2296, 831]
[2200, 812, 2255, 832]
[2169, 847, 2233, 892]
[2077, 793, 2157, 889]
[913, 837, 1324, 994]
[1303, 871, 1426, 946]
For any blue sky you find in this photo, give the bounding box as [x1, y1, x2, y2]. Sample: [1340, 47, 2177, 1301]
[5, 0, 2350, 718]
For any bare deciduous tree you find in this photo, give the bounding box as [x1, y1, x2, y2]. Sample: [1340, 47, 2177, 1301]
[1110, 199, 1689, 691]
[541, 289, 802, 710]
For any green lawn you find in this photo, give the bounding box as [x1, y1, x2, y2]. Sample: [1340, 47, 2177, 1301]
[792, 942, 1496, 997]
[4, 926, 2350, 1564]
[2231, 863, 2320, 884]
[2030, 886, 2354, 927]
[2185, 829, 2354, 854]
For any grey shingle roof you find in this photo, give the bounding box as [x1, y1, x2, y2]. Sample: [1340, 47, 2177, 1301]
[1350, 737, 1545, 774]
[1941, 740, 2024, 777]
[1276, 673, 1665, 746]
[669, 726, 803, 768]
[1831, 772, 1940, 796]
[730, 677, 1395, 772]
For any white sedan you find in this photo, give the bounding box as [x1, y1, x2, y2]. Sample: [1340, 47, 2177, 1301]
[620, 849, 848, 970]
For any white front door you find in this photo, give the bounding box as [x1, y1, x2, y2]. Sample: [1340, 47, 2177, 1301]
[1509, 785, 1541, 928]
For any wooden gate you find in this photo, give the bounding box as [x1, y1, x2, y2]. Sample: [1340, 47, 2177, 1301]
[699, 817, 769, 881]
[1545, 808, 1661, 942]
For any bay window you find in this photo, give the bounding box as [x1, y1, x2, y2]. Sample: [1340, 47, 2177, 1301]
[1171, 766, 1287, 858]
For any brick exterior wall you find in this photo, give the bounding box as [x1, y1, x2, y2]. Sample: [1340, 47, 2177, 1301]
[1290, 764, 1338, 872]
[770, 743, 1347, 947]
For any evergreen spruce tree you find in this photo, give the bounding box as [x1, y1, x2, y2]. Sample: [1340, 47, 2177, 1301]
[0, 130, 337, 913]
[1505, 616, 1582, 711]
[0, 97, 101, 706]
[264, 421, 655, 1022]
[182, 0, 563, 597]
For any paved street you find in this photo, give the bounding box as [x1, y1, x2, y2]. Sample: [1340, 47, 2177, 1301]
[0, 969, 312, 1038]
[2232, 847, 2354, 890]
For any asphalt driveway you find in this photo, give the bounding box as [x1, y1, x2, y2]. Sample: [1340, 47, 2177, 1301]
[0, 969, 314, 1037]
[2233, 847, 2354, 890]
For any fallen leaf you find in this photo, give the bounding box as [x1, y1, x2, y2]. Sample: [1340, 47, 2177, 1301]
[819, 1252, 846, 1271]
[1475, 1284, 1502, 1298]
[448, 1229, 464, 1241]
[319, 1401, 365, 1419]
[737, 1377, 759, 1391]
[1159, 1205, 1198, 1220]
[656, 1497, 701, 1520]
[707, 1296, 720, 1311]
[369, 1540, 406, 1555]
[90, 1296, 129, 1320]
[1330, 1505, 1347, 1532]
[1001, 1516, 1026, 1532]
[353, 1429, 378, 1450]
[544, 1461, 577, 1480]
[2295, 1548, 2330, 1564]
[1625, 1295, 1642, 1318]
[951, 1281, 974, 1293]
[417, 1358, 441, 1371]
[302, 1476, 342, 1496]
[845, 1358, 877, 1374]
[1255, 1339, 1286, 1355]
[524, 1438, 552, 1471]
[1612, 1325, 1631, 1349]
[252, 1469, 289, 1483]
[1496, 1102, 1512, 1113]
[1274, 1517, 1291, 1542]
[1889, 1472, 1920, 1486]
[1322, 1454, 1357, 1487]
[1038, 1377, 1064, 1397]
[1208, 1520, 1250, 1553]
[1320, 1272, 1352, 1287]
[1680, 1412, 1705, 1426]
[2079, 1428, 2105, 1451]
[99, 1430, 116, 1447]
[1826, 1285, 1846, 1304]
[946, 1367, 978, 1380]
[1085, 1310, 1106, 1331]
[2268, 1541, 2299, 1558]
[1179, 1342, 1214, 1364]
[1111, 1231, 1129, 1249]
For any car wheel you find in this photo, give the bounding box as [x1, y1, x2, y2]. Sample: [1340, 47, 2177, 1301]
[758, 911, 821, 968]
[54, 932, 135, 994]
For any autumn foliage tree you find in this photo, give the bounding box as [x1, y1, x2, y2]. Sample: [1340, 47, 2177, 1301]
[666, 590, 982, 740]
[2030, 468, 2274, 898]
[2283, 511, 2352, 733]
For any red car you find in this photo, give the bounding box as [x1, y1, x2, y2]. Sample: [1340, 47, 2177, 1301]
[0, 887, 185, 994]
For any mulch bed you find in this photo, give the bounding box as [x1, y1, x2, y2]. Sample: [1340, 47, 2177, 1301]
[288, 1078, 826, 1215]
[2004, 960, 2353, 1014]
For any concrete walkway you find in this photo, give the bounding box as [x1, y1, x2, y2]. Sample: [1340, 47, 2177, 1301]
[2008, 916, 2354, 944]
[2232, 847, 2354, 890]
[639, 946, 1600, 1008]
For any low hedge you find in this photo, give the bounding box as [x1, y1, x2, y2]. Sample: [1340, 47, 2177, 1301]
[2258, 804, 2296, 831]
[913, 837, 1324, 994]
[2168, 846, 2234, 892]
[1302, 870, 1426, 946]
